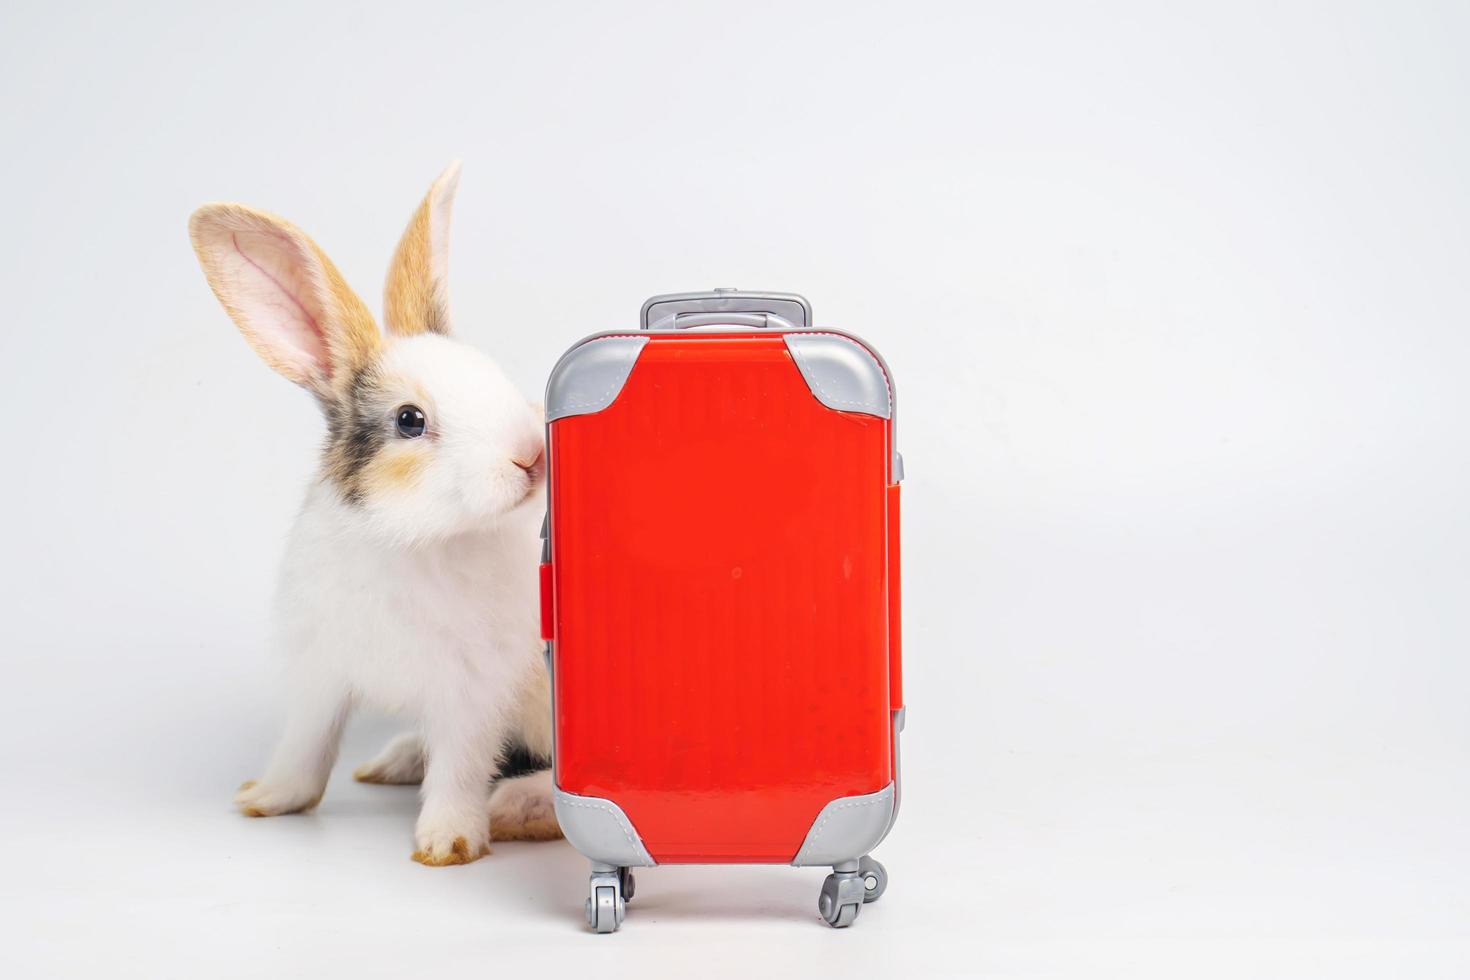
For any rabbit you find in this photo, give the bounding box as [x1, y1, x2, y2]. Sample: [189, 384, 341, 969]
[189, 162, 560, 865]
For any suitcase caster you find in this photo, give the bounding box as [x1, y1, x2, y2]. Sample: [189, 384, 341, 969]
[858, 855, 887, 903]
[619, 866, 636, 903]
[818, 867, 865, 928]
[585, 865, 628, 934]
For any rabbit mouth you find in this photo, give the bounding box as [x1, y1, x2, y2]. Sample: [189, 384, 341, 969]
[513, 450, 546, 500]
[514, 466, 544, 505]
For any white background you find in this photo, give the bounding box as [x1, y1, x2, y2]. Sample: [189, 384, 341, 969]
[2, 1, 1467, 977]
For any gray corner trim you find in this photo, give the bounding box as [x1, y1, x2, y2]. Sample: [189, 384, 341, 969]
[545, 335, 649, 422]
[785, 331, 902, 482]
[553, 787, 656, 867]
[784, 333, 892, 420]
[791, 782, 896, 867]
[875, 707, 904, 849]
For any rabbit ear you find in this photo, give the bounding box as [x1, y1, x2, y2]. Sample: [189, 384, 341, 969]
[189, 203, 381, 399]
[384, 161, 461, 337]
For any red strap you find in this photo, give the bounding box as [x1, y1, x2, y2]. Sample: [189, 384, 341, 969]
[539, 562, 554, 641]
[887, 484, 903, 710]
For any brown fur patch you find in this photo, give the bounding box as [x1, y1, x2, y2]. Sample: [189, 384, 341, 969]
[490, 815, 564, 842]
[411, 836, 491, 866]
[384, 198, 440, 336]
[319, 366, 436, 505]
[311, 243, 382, 394]
[363, 444, 427, 495]
[384, 165, 457, 337]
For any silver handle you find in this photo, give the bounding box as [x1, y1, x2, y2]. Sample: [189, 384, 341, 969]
[652, 311, 797, 331]
[641, 288, 812, 330]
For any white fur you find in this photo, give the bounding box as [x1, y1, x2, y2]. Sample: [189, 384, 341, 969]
[355, 334, 544, 545]
[195, 167, 556, 864]
[238, 474, 547, 860]
[353, 731, 426, 785]
[488, 769, 558, 831]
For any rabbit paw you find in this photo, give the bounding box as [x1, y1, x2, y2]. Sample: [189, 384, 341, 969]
[489, 770, 563, 842]
[234, 778, 323, 817]
[353, 732, 425, 785]
[412, 815, 491, 866]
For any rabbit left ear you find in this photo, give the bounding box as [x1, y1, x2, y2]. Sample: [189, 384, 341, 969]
[189, 202, 381, 401]
[384, 161, 461, 337]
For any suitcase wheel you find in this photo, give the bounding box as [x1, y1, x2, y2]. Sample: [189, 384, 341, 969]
[619, 866, 637, 903]
[859, 855, 888, 903]
[818, 868, 866, 928]
[585, 865, 634, 933]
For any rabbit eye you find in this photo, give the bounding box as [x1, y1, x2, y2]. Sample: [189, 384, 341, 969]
[395, 405, 427, 438]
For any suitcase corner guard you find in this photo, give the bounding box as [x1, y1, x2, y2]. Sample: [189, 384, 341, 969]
[782, 333, 892, 419]
[790, 782, 897, 867]
[781, 332, 903, 483]
[553, 787, 657, 868]
[545, 334, 649, 422]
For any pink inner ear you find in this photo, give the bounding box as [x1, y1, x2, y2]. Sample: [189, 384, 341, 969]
[224, 228, 330, 381]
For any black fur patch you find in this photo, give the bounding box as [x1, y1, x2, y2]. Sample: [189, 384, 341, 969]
[324, 365, 386, 504]
[494, 738, 551, 783]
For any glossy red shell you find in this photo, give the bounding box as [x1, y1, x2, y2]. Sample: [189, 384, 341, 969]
[548, 334, 899, 863]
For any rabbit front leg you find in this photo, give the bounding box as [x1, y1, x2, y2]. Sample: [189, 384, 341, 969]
[411, 698, 504, 865]
[235, 679, 352, 817]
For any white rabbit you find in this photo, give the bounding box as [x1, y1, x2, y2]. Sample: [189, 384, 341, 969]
[189, 163, 559, 865]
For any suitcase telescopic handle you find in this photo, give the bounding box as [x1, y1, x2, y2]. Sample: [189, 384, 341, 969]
[651, 311, 799, 331]
[641, 289, 812, 330]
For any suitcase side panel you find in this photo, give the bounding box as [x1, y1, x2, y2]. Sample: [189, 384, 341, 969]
[887, 483, 903, 711]
[550, 335, 893, 864]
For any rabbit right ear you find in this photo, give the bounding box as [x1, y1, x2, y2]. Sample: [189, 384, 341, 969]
[189, 204, 381, 399]
[383, 161, 461, 338]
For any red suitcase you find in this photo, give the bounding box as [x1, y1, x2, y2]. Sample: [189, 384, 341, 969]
[541, 289, 904, 931]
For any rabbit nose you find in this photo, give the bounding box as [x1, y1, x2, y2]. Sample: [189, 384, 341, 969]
[513, 447, 544, 476]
